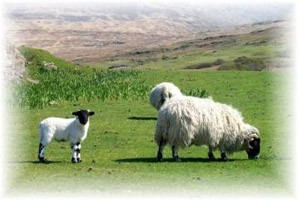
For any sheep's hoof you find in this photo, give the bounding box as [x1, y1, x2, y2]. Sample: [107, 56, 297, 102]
[173, 156, 181, 162]
[208, 153, 216, 161]
[221, 153, 228, 162]
[221, 157, 227, 162]
[157, 157, 163, 162]
[157, 153, 163, 162]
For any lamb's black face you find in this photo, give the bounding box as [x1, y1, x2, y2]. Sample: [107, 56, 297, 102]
[246, 137, 261, 160]
[72, 110, 95, 125]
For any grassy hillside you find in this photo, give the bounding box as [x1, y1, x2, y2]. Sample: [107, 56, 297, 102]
[98, 25, 291, 71]
[5, 46, 292, 196]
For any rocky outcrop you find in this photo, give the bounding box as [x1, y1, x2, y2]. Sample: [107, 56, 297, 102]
[3, 43, 27, 83]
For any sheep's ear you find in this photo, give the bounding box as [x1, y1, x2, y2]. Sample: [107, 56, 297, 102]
[72, 111, 79, 116]
[89, 111, 95, 116]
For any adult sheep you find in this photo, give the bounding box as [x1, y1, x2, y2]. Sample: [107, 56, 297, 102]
[38, 110, 95, 163]
[150, 82, 183, 110]
[155, 96, 260, 162]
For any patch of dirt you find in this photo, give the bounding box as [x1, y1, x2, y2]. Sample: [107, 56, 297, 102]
[184, 65, 220, 71]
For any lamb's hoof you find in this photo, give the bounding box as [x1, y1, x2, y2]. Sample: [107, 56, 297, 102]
[38, 157, 46, 163]
[77, 159, 82, 163]
[71, 158, 78, 163]
[208, 153, 216, 161]
[173, 156, 181, 162]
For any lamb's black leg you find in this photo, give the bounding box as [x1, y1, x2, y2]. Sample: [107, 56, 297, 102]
[172, 145, 181, 162]
[71, 144, 77, 163]
[38, 143, 46, 162]
[157, 140, 164, 162]
[76, 142, 82, 163]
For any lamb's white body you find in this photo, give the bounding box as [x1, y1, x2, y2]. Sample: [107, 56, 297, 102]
[150, 82, 183, 110]
[39, 117, 89, 145]
[155, 96, 259, 158]
[38, 110, 94, 163]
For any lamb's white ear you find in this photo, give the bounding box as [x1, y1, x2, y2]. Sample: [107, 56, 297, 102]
[89, 111, 95, 116]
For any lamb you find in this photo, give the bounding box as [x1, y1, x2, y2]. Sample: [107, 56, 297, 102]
[38, 110, 95, 163]
[150, 82, 183, 110]
[155, 96, 260, 162]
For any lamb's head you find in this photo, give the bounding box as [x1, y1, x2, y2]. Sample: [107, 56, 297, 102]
[244, 125, 261, 160]
[72, 110, 95, 125]
[150, 82, 182, 110]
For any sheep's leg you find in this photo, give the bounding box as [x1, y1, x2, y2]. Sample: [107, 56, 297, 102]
[208, 146, 215, 160]
[172, 145, 181, 162]
[76, 142, 82, 163]
[157, 141, 164, 162]
[38, 143, 46, 162]
[71, 143, 78, 163]
[220, 146, 227, 162]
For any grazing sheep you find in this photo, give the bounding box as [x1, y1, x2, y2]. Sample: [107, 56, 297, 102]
[155, 96, 260, 162]
[150, 82, 183, 110]
[38, 110, 95, 163]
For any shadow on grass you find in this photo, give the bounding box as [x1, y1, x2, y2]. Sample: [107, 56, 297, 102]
[13, 160, 64, 164]
[115, 157, 246, 163]
[127, 116, 157, 121]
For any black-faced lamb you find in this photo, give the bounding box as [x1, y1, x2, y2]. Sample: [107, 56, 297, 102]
[38, 110, 95, 163]
[155, 96, 260, 162]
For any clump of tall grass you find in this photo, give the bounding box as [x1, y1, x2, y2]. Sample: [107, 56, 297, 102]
[218, 56, 266, 71]
[8, 66, 150, 109]
[184, 88, 209, 98]
[184, 59, 225, 70]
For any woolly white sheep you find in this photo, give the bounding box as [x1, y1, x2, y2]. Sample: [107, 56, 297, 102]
[38, 110, 95, 163]
[155, 96, 260, 162]
[150, 82, 183, 110]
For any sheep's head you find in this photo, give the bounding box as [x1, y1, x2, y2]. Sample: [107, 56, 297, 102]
[72, 110, 95, 125]
[245, 132, 261, 160]
[150, 82, 182, 110]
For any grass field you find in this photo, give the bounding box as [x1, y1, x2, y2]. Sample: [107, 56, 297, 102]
[5, 47, 293, 197]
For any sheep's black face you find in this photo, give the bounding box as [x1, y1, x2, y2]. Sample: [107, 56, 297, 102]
[246, 137, 261, 160]
[72, 110, 95, 125]
[159, 95, 165, 110]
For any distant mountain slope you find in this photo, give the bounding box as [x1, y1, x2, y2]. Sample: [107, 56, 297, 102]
[6, 2, 293, 33]
[5, 1, 294, 65]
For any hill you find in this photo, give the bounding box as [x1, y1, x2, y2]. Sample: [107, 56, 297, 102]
[5, 1, 293, 65]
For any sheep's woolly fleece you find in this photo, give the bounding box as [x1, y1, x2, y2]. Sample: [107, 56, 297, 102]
[150, 82, 183, 110]
[155, 96, 259, 153]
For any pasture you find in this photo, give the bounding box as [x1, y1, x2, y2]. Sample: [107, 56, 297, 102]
[6, 56, 292, 196]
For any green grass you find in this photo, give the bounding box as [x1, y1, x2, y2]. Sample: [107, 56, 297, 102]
[5, 38, 294, 196]
[9, 47, 151, 109]
[19, 45, 78, 69]
[7, 66, 292, 195]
